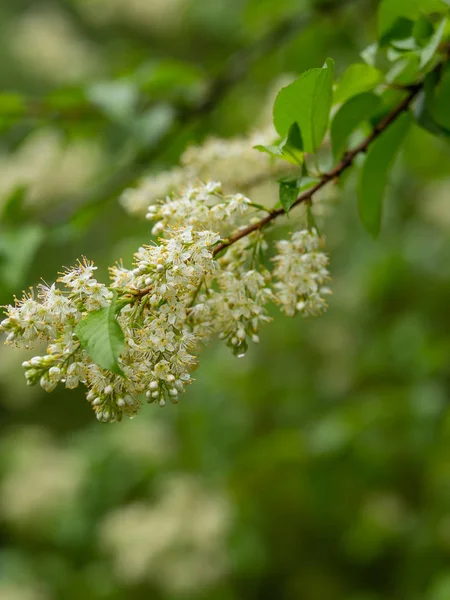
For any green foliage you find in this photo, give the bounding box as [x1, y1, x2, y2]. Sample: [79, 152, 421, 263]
[279, 176, 301, 213]
[331, 92, 382, 159]
[415, 68, 450, 136]
[254, 122, 304, 165]
[425, 63, 450, 129]
[334, 64, 384, 105]
[358, 112, 412, 237]
[378, 0, 448, 38]
[273, 58, 334, 152]
[420, 17, 447, 68]
[75, 292, 125, 376]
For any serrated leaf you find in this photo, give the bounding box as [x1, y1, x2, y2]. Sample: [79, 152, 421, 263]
[279, 178, 301, 214]
[334, 64, 384, 106]
[358, 112, 412, 237]
[75, 292, 125, 376]
[420, 18, 447, 69]
[273, 58, 334, 153]
[331, 92, 382, 159]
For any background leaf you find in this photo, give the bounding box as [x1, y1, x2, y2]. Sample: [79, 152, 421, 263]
[358, 112, 412, 237]
[420, 17, 447, 68]
[378, 0, 448, 37]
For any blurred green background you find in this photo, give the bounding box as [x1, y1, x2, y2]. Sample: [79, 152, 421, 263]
[2, 1, 450, 599]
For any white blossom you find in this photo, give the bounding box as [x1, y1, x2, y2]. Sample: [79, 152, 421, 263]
[273, 229, 331, 317]
[120, 126, 293, 217]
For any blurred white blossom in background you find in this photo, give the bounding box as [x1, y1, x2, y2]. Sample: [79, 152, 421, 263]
[0, 582, 49, 600]
[104, 417, 175, 464]
[0, 428, 87, 526]
[0, 129, 104, 212]
[75, 0, 189, 33]
[8, 6, 103, 83]
[121, 126, 293, 217]
[100, 475, 231, 593]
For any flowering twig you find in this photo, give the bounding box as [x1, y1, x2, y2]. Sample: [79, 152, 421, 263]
[213, 83, 422, 257]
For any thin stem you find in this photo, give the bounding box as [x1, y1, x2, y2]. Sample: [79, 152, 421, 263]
[212, 83, 422, 257]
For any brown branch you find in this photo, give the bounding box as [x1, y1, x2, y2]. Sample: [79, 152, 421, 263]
[212, 83, 422, 257]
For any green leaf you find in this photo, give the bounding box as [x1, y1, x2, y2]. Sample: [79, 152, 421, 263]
[414, 91, 450, 136]
[391, 36, 419, 51]
[75, 292, 125, 376]
[334, 64, 384, 105]
[413, 16, 434, 44]
[253, 144, 284, 158]
[273, 58, 334, 152]
[420, 18, 447, 69]
[298, 177, 320, 192]
[331, 92, 382, 159]
[254, 123, 303, 165]
[279, 122, 304, 165]
[378, 0, 448, 37]
[380, 18, 414, 47]
[414, 73, 450, 137]
[279, 177, 301, 214]
[386, 53, 420, 85]
[358, 112, 412, 237]
[425, 63, 450, 129]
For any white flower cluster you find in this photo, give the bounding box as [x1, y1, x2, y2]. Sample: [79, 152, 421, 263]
[1, 181, 331, 423]
[100, 475, 231, 592]
[145, 180, 253, 236]
[121, 127, 293, 217]
[191, 236, 274, 356]
[273, 229, 331, 317]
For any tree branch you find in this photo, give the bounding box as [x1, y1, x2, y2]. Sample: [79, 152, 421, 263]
[212, 83, 422, 257]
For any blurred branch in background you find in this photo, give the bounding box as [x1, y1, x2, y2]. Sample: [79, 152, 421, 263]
[1, 0, 363, 228]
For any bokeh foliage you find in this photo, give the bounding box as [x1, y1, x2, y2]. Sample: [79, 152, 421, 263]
[1, 0, 450, 598]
